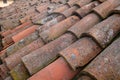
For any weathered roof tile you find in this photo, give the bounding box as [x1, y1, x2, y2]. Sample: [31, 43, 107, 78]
[40, 15, 80, 42]
[6, 31, 39, 56]
[59, 37, 102, 70]
[74, 1, 100, 18]
[28, 57, 79, 80]
[113, 5, 120, 14]
[84, 14, 120, 48]
[79, 36, 120, 80]
[93, 0, 120, 18]
[4, 38, 44, 70]
[68, 13, 101, 38]
[22, 33, 77, 75]
[10, 63, 30, 80]
[0, 64, 9, 79]
[0, 0, 120, 80]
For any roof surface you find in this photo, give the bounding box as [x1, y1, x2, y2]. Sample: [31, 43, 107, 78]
[0, 0, 120, 80]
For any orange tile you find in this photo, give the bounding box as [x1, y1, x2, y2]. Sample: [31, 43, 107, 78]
[28, 57, 78, 80]
[12, 25, 39, 42]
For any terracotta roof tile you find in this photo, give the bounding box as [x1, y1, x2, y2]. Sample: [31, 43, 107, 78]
[59, 37, 102, 70]
[4, 38, 44, 70]
[28, 57, 79, 80]
[93, 0, 120, 18]
[2, 25, 38, 49]
[35, 14, 59, 25]
[52, 0, 92, 14]
[22, 33, 77, 75]
[40, 15, 80, 42]
[2, 0, 82, 57]
[6, 31, 39, 56]
[61, 6, 79, 18]
[52, 4, 70, 14]
[0, 0, 120, 80]
[74, 0, 93, 7]
[10, 63, 30, 80]
[74, 1, 100, 18]
[0, 64, 9, 79]
[78, 36, 120, 80]
[27, 11, 120, 80]
[2, 36, 14, 49]
[31, 13, 48, 24]
[84, 14, 120, 48]
[1, 30, 12, 38]
[35, 3, 49, 13]
[37, 15, 66, 30]
[68, 13, 101, 38]
[0, 49, 6, 62]
[20, 3, 52, 24]
[0, 1, 51, 31]
[66, 0, 79, 7]
[1, 21, 32, 37]
[12, 25, 39, 42]
[113, 5, 120, 14]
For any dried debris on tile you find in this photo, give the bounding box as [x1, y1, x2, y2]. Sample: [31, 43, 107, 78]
[0, 0, 120, 80]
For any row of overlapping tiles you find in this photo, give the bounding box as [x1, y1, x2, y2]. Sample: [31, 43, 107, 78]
[0, 0, 120, 80]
